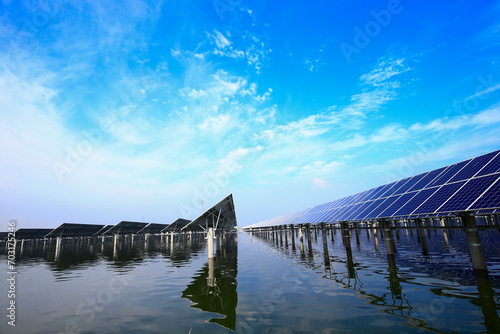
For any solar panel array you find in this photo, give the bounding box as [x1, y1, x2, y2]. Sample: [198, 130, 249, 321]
[251, 150, 500, 228]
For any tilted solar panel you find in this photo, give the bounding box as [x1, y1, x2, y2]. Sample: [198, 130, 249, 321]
[437, 174, 499, 213]
[249, 150, 500, 228]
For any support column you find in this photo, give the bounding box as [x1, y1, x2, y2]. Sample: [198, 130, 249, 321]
[207, 227, 215, 259]
[462, 212, 487, 271]
[381, 218, 395, 255]
[321, 223, 331, 271]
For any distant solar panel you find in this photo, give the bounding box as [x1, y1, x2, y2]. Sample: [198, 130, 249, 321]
[247, 149, 500, 228]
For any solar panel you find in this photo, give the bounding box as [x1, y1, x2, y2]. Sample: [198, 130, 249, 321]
[476, 151, 500, 176]
[337, 202, 364, 221]
[248, 150, 500, 229]
[393, 187, 439, 216]
[448, 151, 498, 183]
[365, 195, 400, 219]
[377, 181, 400, 198]
[426, 159, 470, 187]
[437, 174, 499, 213]
[468, 176, 500, 210]
[392, 174, 423, 195]
[354, 198, 384, 220]
[411, 181, 466, 215]
[407, 167, 446, 192]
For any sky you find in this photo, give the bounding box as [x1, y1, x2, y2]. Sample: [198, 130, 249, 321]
[1, 0, 500, 230]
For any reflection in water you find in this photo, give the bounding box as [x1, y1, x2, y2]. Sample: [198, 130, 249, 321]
[182, 233, 238, 330]
[1, 227, 499, 333]
[4, 233, 207, 272]
[251, 227, 500, 333]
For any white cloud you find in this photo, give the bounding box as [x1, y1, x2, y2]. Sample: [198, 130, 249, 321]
[312, 178, 327, 188]
[360, 57, 412, 88]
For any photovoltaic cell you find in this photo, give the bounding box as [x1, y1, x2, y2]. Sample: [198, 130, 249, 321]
[322, 207, 345, 222]
[378, 181, 400, 198]
[412, 181, 466, 214]
[426, 160, 470, 187]
[390, 177, 413, 195]
[476, 151, 500, 176]
[448, 151, 498, 183]
[407, 167, 446, 192]
[437, 174, 499, 212]
[355, 188, 377, 203]
[469, 176, 500, 210]
[393, 174, 425, 195]
[337, 203, 364, 221]
[378, 193, 415, 218]
[393, 187, 439, 216]
[365, 196, 400, 219]
[252, 150, 500, 228]
[354, 198, 385, 219]
[368, 183, 395, 200]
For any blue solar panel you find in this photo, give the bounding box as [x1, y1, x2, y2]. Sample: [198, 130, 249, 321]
[476, 151, 500, 176]
[322, 207, 345, 222]
[412, 181, 466, 214]
[426, 159, 470, 187]
[354, 198, 384, 219]
[448, 151, 498, 183]
[378, 193, 414, 218]
[252, 150, 500, 228]
[437, 174, 499, 212]
[393, 187, 439, 216]
[393, 174, 424, 195]
[469, 176, 500, 210]
[355, 188, 377, 203]
[366, 183, 393, 200]
[377, 181, 400, 198]
[346, 201, 374, 220]
[408, 167, 446, 192]
[382, 178, 411, 198]
[337, 203, 364, 221]
[365, 196, 400, 219]
[390, 177, 413, 195]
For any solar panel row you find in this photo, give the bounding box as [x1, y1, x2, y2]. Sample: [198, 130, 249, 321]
[251, 150, 500, 228]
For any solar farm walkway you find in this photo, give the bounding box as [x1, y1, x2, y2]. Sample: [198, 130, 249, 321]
[244, 149, 500, 272]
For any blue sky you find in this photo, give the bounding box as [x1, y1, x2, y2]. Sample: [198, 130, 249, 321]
[1, 0, 500, 229]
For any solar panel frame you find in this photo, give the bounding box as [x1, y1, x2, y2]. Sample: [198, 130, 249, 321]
[427, 159, 471, 187]
[365, 195, 401, 219]
[437, 174, 500, 213]
[392, 174, 424, 195]
[411, 181, 466, 215]
[393, 187, 440, 216]
[476, 151, 500, 176]
[448, 151, 498, 183]
[377, 193, 415, 218]
[468, 175, 500, 210]
[407, 167, 447, 192]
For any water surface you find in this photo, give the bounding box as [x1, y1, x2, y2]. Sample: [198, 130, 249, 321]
[0, 228, 499, 333]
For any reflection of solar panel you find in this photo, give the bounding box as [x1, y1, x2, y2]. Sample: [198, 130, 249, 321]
[248, 150, 500, 228]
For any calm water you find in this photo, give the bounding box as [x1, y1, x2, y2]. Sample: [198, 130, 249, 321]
[1, 228, 500, 333]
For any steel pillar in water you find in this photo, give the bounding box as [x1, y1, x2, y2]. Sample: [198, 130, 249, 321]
[207, 227, 215, 259]
[462, 211, 487, 271]
[380, 218, 395, 255]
